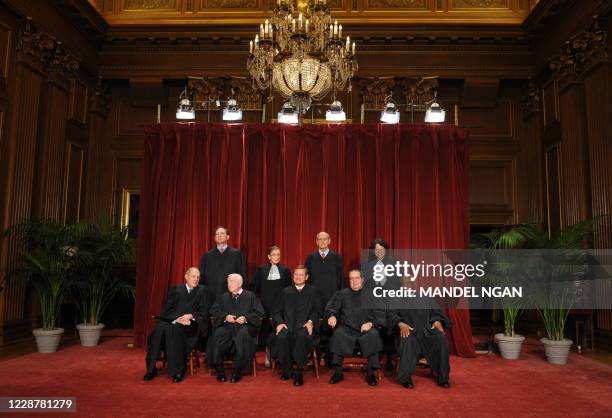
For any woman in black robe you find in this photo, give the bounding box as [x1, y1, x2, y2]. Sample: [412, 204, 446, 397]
[250, 245, 292, 366]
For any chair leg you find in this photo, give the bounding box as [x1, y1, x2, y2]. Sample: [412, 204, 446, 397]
[312, 351, 319, 379]
[377, 369, 382, 381]
[252, 358, 257, 377]
[394, 357, 399, 377]
[189, 352, 194, 376]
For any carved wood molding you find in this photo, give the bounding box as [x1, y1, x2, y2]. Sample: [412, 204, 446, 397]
[17, 18, 80, 76]
[520, 80, 540, 119]
[358, 76, 396, 109]
[186, 76, 224, 110]
[549, 17, 608, 81]
[401, 76, 439, 109]
[89, 77, 111, 118]
[185, 76, 265, 110]
[368, 0, 426, 8]
[228, 77, 264, 109]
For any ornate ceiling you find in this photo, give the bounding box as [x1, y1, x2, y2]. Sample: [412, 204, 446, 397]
[88, 0, 538, 26]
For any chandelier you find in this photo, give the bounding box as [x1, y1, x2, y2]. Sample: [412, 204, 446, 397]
[247, 0, 357, 118]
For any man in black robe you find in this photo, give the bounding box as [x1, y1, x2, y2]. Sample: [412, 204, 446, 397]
[144, 267, 208, 383]
[199, 226, 247, 302]
[208, 273, 264, 383]
[387, 283, 452, 389]
[305, 231, 344, 306]
[325, 269, 384, 386]
[305, 231, 344, 366]
[270, 265, 321, 386]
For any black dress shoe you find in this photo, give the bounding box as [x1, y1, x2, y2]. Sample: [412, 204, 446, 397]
[329, 373, 343, 384]
[216, 371, 226, 382]
[280, 372, 293, 381]
[230, 372, 242, 383]
[402, 377, 414, 389]
[293, 373, 304, 386]
[367, 374, 378, 386]
[438, 380, 450, 388]
[172, 374, 183, 383]
[143, 369, 157, 381]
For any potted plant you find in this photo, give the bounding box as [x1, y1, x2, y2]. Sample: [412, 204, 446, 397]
[3, 219, 90, 353]
[72, 220, 135, 346]
[473, 220, 596, 364]
[472, 226, 529, 359]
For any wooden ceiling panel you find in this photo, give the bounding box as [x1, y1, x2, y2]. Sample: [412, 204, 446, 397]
[98, 0, 532, 25]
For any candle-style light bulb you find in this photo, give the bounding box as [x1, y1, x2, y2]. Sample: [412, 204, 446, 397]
[260, 24, 264, 38]
[339, 24, 342, 38]
[329, 24, 333, 37]
[292, 18, 296, 32]
[250, 40, 253, 53]
[352, 42, 355, 55]
[306, 19, 309, 33]
[346, 36, 350, 50]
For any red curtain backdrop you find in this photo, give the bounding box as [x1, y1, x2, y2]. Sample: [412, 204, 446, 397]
[134, 123, 475, 357]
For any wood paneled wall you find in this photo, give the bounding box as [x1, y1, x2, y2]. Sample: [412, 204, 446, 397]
[536, 10, 612, 333]
[0, 4, 102, 344]
[0, 0, 611, 344]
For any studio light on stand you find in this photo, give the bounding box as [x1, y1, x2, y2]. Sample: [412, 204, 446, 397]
[176, 88, 195, 120]
[222, 99, 243, 121]
[277, 101, 299, 124]
[325, 100, 346, 122]
[424, 100, 445, 123]
[380, 100, 400, 124]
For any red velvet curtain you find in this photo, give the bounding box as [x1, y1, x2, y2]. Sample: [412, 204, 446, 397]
[134, 123, 475, 357]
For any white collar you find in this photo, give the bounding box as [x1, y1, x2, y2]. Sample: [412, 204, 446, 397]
[295, 284, 306, 291]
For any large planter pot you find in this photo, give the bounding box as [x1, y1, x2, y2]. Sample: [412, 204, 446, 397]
[541, 338, 573, 365]
[32, 328, 64, 353]
[77, 323, 105, 347]
[494, 333, 525, 360]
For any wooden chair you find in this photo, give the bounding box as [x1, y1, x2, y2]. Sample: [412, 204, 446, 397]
[394, 356, 433, 377]
[150, 315, 204, 377]
[207, 315, 260, 377]
[271, 348, 320, 378]
[208, 357, 258, 377]
[571, 309, 595, 351]
[342, 352, 383, 381]
[268, 318, 322, 379]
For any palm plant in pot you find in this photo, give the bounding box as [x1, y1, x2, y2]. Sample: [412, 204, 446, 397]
[529, 221, 595, 365]
[474, 220, 596, 364]
[472, 227, 528, 360]
[72, 220, 135, 346]
[2, 219, 90, 353]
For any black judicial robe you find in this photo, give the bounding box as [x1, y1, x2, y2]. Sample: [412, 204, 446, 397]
[145, 284, 209, 376]
[250, 263, 292, 314]
[199, 246, 247, 302]
[208, 290, 264, 372]
[387, 297, 452, 384]
[305, 250, 344, 305]
[270, 284, 321, 374]
[325, 288, 384, 359]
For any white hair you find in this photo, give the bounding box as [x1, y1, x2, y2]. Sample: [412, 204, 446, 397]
[185, 267, 200, 275]
[227, 273, 243, 286]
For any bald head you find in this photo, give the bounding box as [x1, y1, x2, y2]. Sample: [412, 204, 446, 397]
[316, 231, 331, 250]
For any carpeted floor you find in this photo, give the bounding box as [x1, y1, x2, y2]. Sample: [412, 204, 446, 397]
[1, 337, 611, 418]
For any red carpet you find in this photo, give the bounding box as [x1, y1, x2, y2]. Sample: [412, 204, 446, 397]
[1, 337, 611, 417]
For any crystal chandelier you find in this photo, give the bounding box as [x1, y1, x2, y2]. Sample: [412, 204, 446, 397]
[247, 0, 358, 117]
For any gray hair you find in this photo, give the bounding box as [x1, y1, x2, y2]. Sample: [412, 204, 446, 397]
[227, 273, 243, 286]
[185, 267, 200, 275]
